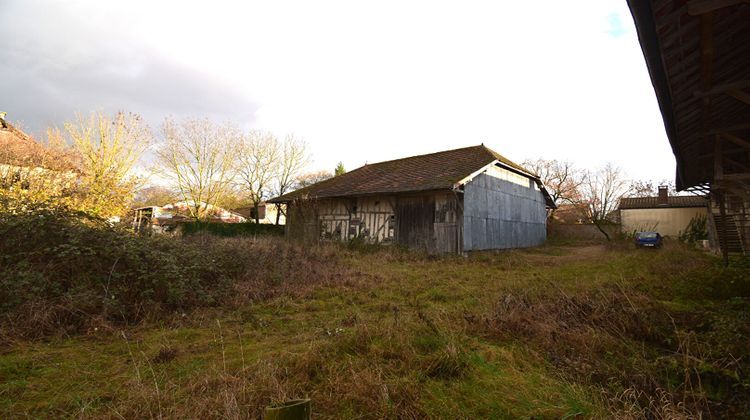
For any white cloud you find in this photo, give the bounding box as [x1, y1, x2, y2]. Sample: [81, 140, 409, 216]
[0, 0, 675, 182]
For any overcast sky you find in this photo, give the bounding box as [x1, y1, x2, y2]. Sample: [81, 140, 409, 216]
[0, 0, 675, 182]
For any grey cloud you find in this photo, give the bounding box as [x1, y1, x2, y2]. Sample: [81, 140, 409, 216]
[0, 1, 258, 136]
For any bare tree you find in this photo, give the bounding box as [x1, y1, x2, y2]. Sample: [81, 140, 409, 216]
[234, 130, 279, 224]
[523, 158, 585, 220]
[629, 179, 677, 197]
[64, 111, 152, 217]
[132, 185, 179, 207]
[575, 163, 632, 240]
[296, 170, 333, 189]
[272, 135, 309, 224]
[155, 117, 239, 220]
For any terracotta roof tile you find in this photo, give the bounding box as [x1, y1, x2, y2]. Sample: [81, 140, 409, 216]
[619, 195, 707, 209]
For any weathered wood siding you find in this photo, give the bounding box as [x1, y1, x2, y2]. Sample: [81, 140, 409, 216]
[288, 192, 462, 253]
[395, 196, 434, 250]
[433, 193, 461, 254]
[463, 165, 546, 250]
[392, 193, 461, 253]
[316, 197, 396, 242]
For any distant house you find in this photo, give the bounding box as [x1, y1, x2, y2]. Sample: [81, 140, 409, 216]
[132, 201, 246, 233]
[0, 119, 79, 198]
[619, 186, 708, 236]
[552, 203, 587, 224]
[269, 145, 555, 253]
[231, 202, 286, 225]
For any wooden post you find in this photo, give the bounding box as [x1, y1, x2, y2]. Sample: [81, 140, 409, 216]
[718, 190, 729, 266]
[714, 135, 730, 265]
[264, 399, 311, 420]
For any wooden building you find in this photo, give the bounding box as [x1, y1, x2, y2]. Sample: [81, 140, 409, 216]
[269, 145, 555, 253]
[132, 201, 246, 233]
[628, 0, 750, 258]
[231, 202, 286, 225]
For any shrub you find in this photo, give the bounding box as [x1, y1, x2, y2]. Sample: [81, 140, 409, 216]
[181, 221, 284, 237]
[679, 214, 708, 243]
[0, 206, 230, 338]
[0, 206, 355, 340]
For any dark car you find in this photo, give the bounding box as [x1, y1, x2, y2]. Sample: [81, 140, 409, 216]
[634, 231, 663, 248]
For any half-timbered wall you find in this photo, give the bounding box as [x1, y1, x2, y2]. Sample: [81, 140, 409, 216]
[463, 165, 546, 250]
[317, 197, 396, 242]
[287, 171, 546, 253]
[292, 192, 462, 253]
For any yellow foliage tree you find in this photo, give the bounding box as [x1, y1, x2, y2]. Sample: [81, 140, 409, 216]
[64, 111, 152, 218]
[0, 112, 151, 219]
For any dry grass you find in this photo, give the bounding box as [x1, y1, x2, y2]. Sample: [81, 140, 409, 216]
[1, 235, 748, 418]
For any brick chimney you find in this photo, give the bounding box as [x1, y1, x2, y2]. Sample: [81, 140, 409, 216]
[657, 185, 669, 205]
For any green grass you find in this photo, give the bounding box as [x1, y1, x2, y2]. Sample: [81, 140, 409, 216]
[1, 239, 748, 418]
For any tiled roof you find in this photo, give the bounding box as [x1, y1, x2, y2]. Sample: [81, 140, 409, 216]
[270, 145, 539, 203]
[0, 122, 78, 171]
[619, 195, 707, 209]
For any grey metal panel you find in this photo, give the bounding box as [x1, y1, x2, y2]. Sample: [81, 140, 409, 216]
[463, 216, 473, 250]
[462, 171, 547, 251]
[473, 217, 487, 250]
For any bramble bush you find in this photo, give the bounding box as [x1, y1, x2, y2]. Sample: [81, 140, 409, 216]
[0, 203, 227, 338]
[0, 202, 354, 340]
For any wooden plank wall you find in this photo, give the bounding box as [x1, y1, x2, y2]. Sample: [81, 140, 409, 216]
[433, 193, 461, 253]
[317, 197, 396, 243]
[296, 192, 462, 253]
[395, 196, 435, 250]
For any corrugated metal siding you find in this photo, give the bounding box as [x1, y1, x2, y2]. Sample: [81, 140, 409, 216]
[463, 169, 546, 251]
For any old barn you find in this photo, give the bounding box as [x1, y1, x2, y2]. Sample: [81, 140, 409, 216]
[269, 145, 555, 253]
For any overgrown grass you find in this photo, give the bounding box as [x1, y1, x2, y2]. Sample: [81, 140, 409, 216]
[1, 211, 749, 418]
[0, 207, 357, 340]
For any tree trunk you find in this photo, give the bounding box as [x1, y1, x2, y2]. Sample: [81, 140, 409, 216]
[593, 220, 611, 241]
[253, 201, 260, 224]
[275, 203, 281, 225]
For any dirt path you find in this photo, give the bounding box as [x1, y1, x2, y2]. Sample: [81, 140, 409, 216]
[523, 244, 608, 266]
[566, 244, 607, 259]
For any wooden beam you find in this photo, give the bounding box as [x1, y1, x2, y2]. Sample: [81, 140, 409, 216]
[722, 132, 750, 150]
[721, 173, 750, 180]
[688, 0, 750, 15]
[694, 80, 750, 97]
[714, 180, 750, 194]
[700, 123, 750, 136]
[724, 156, 750, 171]
[714, 135, 724, 179]
[699, 12, 715, 149]
[728, 90, 750, 106]
[699, 12, 714, 92]
[717, 188, 729, 266]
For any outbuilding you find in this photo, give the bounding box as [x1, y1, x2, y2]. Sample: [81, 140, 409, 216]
[269, 145, 555, 253]
[619, 186, 708, 237]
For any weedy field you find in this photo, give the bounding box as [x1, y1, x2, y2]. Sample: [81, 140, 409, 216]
[1, 212, 749, 419]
